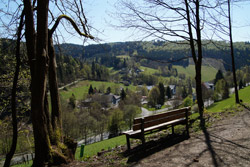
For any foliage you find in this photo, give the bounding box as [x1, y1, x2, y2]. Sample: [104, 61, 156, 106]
[68, 93, 76, 109]
[183, 96, 193, 107]
[213, 79, 229, 101]
[158, 82, 165, 105]
[120, 89, 126, 100]
[108, 109, 124, 137]
[148, 87, 160, 107]
[208, 85, 250, 113]
[166, 86, 172, 99]
[214, 70, 224, 84]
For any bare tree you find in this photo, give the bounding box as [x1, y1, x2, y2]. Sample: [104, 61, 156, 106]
[3, 10, 25, 167]
[116, 0, 219, 127]
[208, 0, 240, 104]
[1, 0, 94, 166]
[227, 0, 240, 103]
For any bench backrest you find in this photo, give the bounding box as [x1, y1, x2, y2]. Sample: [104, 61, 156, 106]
[133, 107, 191, 131]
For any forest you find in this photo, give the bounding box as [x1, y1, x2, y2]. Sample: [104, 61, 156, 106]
[55, 40, 250, 71]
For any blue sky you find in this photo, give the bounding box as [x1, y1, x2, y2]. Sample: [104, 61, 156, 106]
[0, 0, 249, 45]
[67, 0, 250, 45]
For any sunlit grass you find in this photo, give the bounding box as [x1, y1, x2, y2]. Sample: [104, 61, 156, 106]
[75, 135, 126, 159]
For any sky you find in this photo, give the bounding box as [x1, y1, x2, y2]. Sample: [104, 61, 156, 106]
[64, 0, 250, 45]
[0, 0, 249, 45]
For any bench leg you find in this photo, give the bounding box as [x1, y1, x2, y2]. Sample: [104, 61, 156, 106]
[141, 135, 145, 145]
[186, 121, 190, 138]
[126, 135, 131, 150]
[172, 125, 174, 135]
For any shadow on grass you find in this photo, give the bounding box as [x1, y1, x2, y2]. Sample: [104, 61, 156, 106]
[122, 133, 189, 165]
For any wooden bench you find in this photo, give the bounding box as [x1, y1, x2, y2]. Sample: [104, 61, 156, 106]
[123, 107, 191, 150]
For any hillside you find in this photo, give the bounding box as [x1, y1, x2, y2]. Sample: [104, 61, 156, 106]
[62, 86, 250, 167]
[55, 40, 250, 71]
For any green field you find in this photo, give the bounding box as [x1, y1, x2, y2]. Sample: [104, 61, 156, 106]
[75, 135, 126, 159]
[174, 65, 217, 82]
[140, 66, 159, 74]
[207, 86, 250, 113]
[140, 65, 217, 82]
[60, 80, 136, 101]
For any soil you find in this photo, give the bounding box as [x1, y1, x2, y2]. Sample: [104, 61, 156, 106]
[61, 106, 250, 167]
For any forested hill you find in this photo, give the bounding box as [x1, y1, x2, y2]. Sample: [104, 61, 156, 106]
[55, 40, 250, 70]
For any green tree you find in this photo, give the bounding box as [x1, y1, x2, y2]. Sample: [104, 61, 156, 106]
[88, 84, 94, 95]
[183, 96, 193, 107]
[123, 105, 139, 130]
[166, 86, 172, 99]
[222, 81, 229, 99]
[148, 87, 160, 107]
[239, 80, 244, 89]
[108, 109, 124, 137]
[158, 82, 165, 105]
[182, 86, 188, 99]
[106, 87, 111, 94]
[120, 88, 126, 100]
[214, 70, 224, 85]
[68, 93, 76, 109]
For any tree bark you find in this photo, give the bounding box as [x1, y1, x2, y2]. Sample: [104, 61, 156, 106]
[4, 10, 24, 167]
[48, 36, 63, 145]
[184, 0, 205, 128]
[31, 0, 51, 166]
[228, 0, 240, 104]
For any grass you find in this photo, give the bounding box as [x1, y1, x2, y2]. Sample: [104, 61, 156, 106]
[140, 66, 159, 75]
[207, 86, 250, 113]
[75, 135, 126, 159]
[140, 65, 217, 82]
[174, 65, 217, 82]
[12, 161, 32, 167]
[116, 55, 130, 59]
[59, 80, 137, 101]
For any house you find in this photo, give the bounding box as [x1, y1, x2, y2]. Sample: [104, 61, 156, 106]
[204, 82, 214, 91]
[81, 93, 121, 109]
[146, 85, 154, 91]
[169, 85, 176, 95]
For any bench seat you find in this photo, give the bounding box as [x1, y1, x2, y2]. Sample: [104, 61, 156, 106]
[123, 107, 191, 150]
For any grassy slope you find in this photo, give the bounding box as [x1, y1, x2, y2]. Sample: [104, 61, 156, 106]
[75, 135, 126, 159]
[174, 65, 217, 82]
[60, 80, 136, 101]
[140, 66, 159, 75]
[207, 86, 250, 113]
[140, 65, 217, 82]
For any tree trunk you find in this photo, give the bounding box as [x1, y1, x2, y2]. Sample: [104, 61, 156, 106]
[185, 0, 205, 128]
[228, 0, 240, 104]
[195, 0, 205, 128]
[4, 11, 24, 167]
[48, 36, 63, 145]
[32, 0, 51, 166]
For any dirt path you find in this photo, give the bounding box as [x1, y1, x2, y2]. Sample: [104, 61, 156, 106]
[131, 108, 250, 167]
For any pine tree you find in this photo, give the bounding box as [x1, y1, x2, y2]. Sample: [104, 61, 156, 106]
[239, 80, 244, 89]
[120, 88, 126, 100]
[88, 84, 94, 95]
[222, 81, 229, 99]
[182, 86, 188, 99]
[214, 70, 224, 85]
[166, 86, 172, 99]
[158, 82, 165, 105]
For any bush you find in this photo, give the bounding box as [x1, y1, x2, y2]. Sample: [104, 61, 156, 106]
[183, 96, 193, 107]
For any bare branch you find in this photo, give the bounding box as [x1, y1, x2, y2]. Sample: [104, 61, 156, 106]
[49, 14, 94, 39]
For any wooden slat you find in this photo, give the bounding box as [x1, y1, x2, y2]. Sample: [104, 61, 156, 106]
[132, 107, 190, 131]
[133, 112, 186, 131]
[144, 108, 186, 122]
[133, 107, 189, 124]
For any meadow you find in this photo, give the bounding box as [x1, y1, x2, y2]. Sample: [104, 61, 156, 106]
[59, 80, 137, 101]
